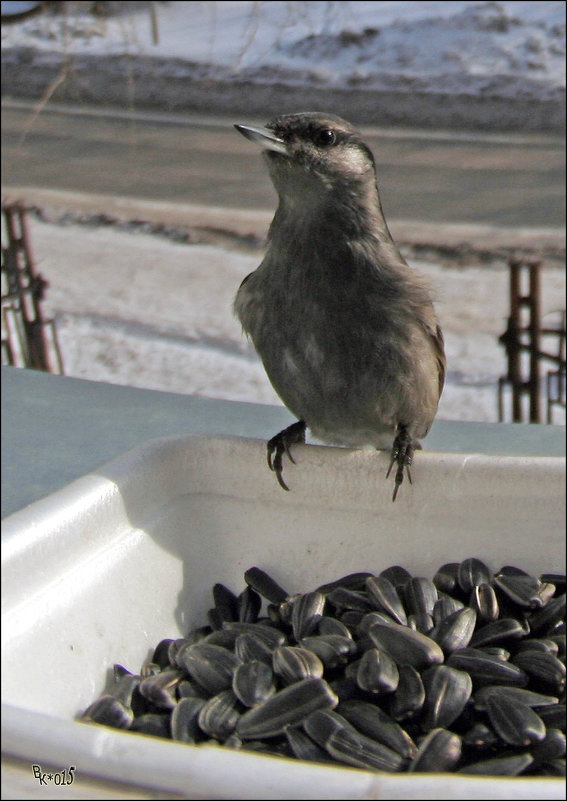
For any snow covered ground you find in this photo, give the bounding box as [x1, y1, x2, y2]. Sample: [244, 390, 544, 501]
[1, 1, 565, 129]
[2, 1, 565, 99]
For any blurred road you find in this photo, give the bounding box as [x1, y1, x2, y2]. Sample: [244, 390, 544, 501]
[1, 102, 565, 228]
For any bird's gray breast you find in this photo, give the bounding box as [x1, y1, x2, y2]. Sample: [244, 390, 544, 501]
[234, 260, 405, 445]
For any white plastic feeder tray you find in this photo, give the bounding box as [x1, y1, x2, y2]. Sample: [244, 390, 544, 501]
[2, 435, 566, 799]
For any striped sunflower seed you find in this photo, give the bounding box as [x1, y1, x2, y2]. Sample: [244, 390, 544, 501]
[236, 677, 338, 739]
[338, 699, 417, 758]
[178, 642, 238, 695]
[323, 726, 405, 773]
[170, 696, 206, 742]
[511, 650, 566, 695]
[404, 577, 438, 617]
[365, 576, 407, 625]
[447, 647, 528, 688]
[457, 558, 491, 594]
[291, 591, 326, 640]
[272, 645, 324, 684]
[82, 695, 133, 729]
[473, 685, 559, 711]
[431, 607, 477, 654]
[232, 660, 276, 708]
[285, 725, 334, 764]
[485, 694, 546, 746]
[368, 623, 444, 669]
[422, 665, 472, 730]
[198, 689, 244, 740]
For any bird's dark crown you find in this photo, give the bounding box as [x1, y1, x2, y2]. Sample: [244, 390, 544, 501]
[267, 112, 356, 144]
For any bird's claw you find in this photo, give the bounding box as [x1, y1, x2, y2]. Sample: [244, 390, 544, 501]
[267, 420, 306, 491]
[386, 426, 416, 502]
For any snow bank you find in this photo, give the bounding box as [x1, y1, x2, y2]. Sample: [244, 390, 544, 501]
[2, 1, 565, 131]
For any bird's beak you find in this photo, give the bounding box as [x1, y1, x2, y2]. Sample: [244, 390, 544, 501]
[234, 124, 288, 156]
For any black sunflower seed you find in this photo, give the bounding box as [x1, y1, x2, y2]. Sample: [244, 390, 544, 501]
[433, 595, 465, 626]
[236, 678, 338, 739]
[431, 607, 477, 654]
[379, 565, 412, 591]
[537, 704, 566, 732]
[285, 725, 334, 764]
[272, 645, 324, 684]
[433, 563, 460, 595]
[458, 753, 533, 775]
[244, 567, 289, 604]
[368, 623, 444, 670]
[404, 577, 438, 617]
[178, 643, 238, 695]
[365, 576, 407, 625]
[338, 699, 417, 758]
[447, 648, 528, 688]
[291, 591, 326, 640]
[237, 586, 262, 623]
[82, 695, 133, 729]
[234, 633, 274, 665]
[473, 685, 559, 711]
[422, 665, 473, 731]
[529, 594, 566, 635]
[469, 618, 529, 648]
[389, 664, 426, 722]
[485, 694, 546, 747]
[223, 622, 287, 649]
[356, 647, 399, 694]
[302, 708, 358, 747]
[530, 728, 566, 765]
[326, 587, 373, 613]
[317, 615, 352, 639]
[324, 726, 405, 773]
[316, 572, 374, 594]
[462, 722, 500, 750]
[457, 558, 491, 594]
[469, 583, 499, 623]
[299, 634, 356, 670]
[198, 689, 244, 740]
[408, 728, 462, 772]
[129, 713, 171, 738]
[212, 583, 239, 623]
[171, 696, 206, 742]
[511, 651, 566, 695]
[494, 574, 547, 609]
[232, 660, 276, 708]
[152, 639, 175, 670]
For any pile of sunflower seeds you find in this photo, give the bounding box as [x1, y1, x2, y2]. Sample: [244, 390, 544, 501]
[82, 558, 566, 776]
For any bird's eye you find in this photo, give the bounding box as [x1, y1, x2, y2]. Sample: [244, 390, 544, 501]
[313, 129, 336, 148]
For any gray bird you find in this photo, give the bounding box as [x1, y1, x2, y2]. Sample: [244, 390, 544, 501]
[234, 112, 445, 500]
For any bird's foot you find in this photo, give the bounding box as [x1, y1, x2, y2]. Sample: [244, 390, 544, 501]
[386, 425, 419, 502]
[267, 420, 306, 491]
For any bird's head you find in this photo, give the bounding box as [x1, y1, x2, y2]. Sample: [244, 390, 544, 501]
[235, 112, 378, 209]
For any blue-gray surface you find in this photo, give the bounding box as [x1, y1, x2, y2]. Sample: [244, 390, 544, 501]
[1, 365, 565, 519]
